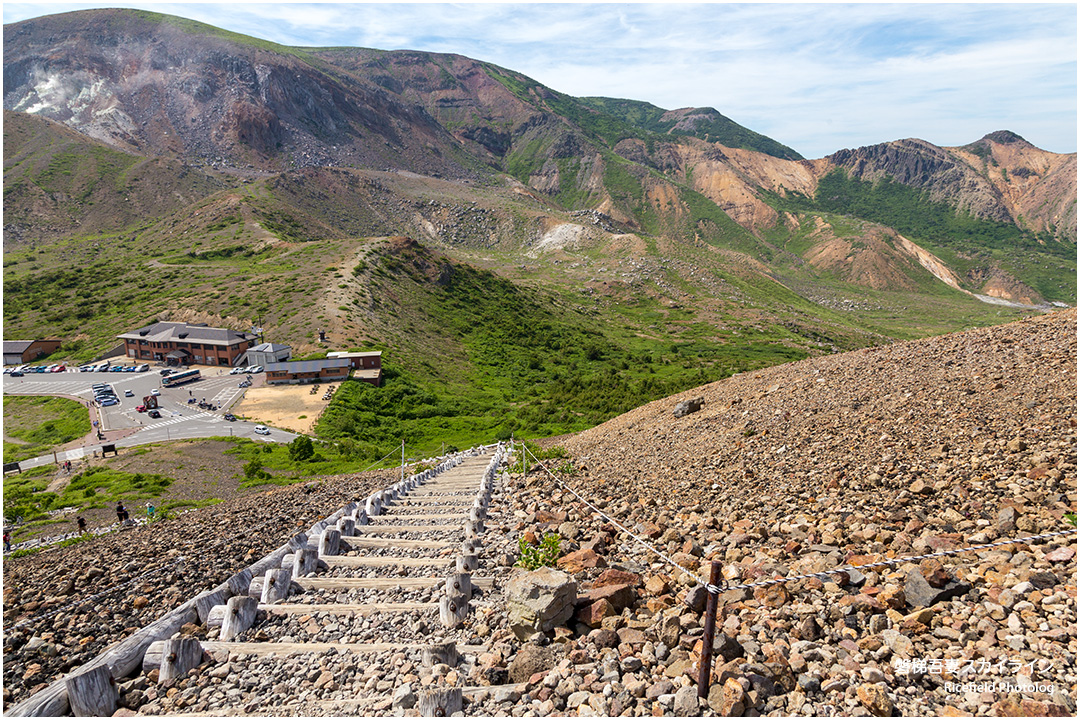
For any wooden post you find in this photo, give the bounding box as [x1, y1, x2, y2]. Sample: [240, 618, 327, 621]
[226, 569, 253, 597]
[463, 522, 479, 542]
[418, 687, 462, 716]
[220, 596, 258, 641]
[261, 568, 291, 604]
[293, 547, 319, 578]
[338, 516, 355, 537]
[194, 588, 229, 624]
[319, 529, 341, 557]
[248, 576, 265, 599]
[206, 605, 227, 629]
[438, 595, 468, 629]
[698, 561, 722, 699]
[355, 509, 368, 526]
[142, 640, 166, 674]
[158, 637, 203, 683]
[422, 641, 460, 668]
[65, 665, 118, 717]
[445, 573, 473, 601]
[457, 554, 478, 573]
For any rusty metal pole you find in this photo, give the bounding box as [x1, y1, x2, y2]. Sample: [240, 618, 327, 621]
[697, 560, 722, 699]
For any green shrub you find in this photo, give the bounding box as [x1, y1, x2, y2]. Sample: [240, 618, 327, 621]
[288, 436, 315, 462]
[515, 532, 561, 570]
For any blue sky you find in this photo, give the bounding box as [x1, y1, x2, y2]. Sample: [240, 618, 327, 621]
[4, 2, 1076, 159]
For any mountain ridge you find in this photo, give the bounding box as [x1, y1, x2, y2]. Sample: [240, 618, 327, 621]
[2, 9, 1075, 404]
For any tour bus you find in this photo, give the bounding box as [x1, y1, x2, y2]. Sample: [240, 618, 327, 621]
[161, 368, 201, 387]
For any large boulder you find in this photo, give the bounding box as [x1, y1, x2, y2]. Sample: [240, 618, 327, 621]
[506, 568, 578, 641]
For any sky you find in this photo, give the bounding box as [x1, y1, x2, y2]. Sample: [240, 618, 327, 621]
[3, 2, 1076, 159]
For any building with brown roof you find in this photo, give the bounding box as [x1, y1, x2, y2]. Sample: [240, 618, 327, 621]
[118, 322, 259, 367]
[3, 339, 63, 365]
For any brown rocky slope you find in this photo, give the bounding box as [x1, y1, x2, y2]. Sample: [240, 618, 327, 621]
[533, 308, 1076, 715]
[1, 469, 397, 710]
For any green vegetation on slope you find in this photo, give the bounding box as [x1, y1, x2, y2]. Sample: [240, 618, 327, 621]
[3, 396, 91, 463]
[3, 465, 172, 525]
[768, 170, 1077, 303]
[317, 247, 808, 459]
[578, 97, 803, 160]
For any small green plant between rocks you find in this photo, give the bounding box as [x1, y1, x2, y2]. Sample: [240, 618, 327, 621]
[515, 532, 561, 570]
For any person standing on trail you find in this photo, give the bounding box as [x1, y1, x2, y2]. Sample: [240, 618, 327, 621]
[77, 516, 87, 533]
[116, 501, 128, 524]
[3, 529, 10, 552]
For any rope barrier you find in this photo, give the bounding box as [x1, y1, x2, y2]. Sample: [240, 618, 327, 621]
[517, 442, 1077, 598]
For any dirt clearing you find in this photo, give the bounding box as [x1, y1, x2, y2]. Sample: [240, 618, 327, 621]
[231, 383, 337, 434]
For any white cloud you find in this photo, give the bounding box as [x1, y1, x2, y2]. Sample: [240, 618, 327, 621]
[4, 2, 1075, 157]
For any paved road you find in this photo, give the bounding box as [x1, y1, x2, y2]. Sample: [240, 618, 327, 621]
[3, 366, 298, 469]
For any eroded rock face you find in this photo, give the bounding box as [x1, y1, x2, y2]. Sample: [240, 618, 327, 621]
[505, 567, 577, 641]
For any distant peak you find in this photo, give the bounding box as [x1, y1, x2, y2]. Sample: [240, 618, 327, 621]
[981, 130, 1029, 146]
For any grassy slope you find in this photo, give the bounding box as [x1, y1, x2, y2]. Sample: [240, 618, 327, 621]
[770, 170, 1077, 303]
[3, 396, 91, 463]
[577, 96, 804, 160]
[3, 110, 225, 246]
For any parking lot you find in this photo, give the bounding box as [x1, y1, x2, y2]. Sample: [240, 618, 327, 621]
[3, 364, 297, 464]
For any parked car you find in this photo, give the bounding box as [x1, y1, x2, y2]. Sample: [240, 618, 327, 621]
[229, 367, 243, 375]
[10, 371, 23, 377]
[253, 425, 270, 435]
[137, 364, 149, 372]
[99, 398, 119, 407]
[148, 409, 161, 419]
[250, 366, 263, 374]
[52, 365, 66, 373]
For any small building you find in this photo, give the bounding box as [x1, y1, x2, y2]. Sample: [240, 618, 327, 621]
[4, 339, 63, 365]
[265, 359, 351, 385]
[243, 342, 292, 367]
[326, 351, 382, 385]
[118, 322, 259, 367]
[326, 351, 382, 370]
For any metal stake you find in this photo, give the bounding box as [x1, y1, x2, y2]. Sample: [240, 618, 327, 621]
[698, 560, 722, 699]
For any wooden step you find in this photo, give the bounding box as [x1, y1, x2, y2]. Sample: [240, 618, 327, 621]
[295, 576, 494, 591]
[308, 682, 528, 706]
[203, 640, 487, 656]
[259, 602, 437, 616]
[344, 537, 451, 550]
[376, 512, 466, 521]
[350, 524, 461, 534]
[323, 556, 452, 568]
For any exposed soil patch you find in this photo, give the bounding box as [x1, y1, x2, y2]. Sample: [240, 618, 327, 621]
[230, 384, 338, 434]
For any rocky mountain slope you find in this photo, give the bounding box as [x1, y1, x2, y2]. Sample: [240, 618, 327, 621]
[541, 308, 1077, 715]
[1, 468, 396, 710]
[3, 311, 1074, 716]
[1, 8, 1075, 444]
